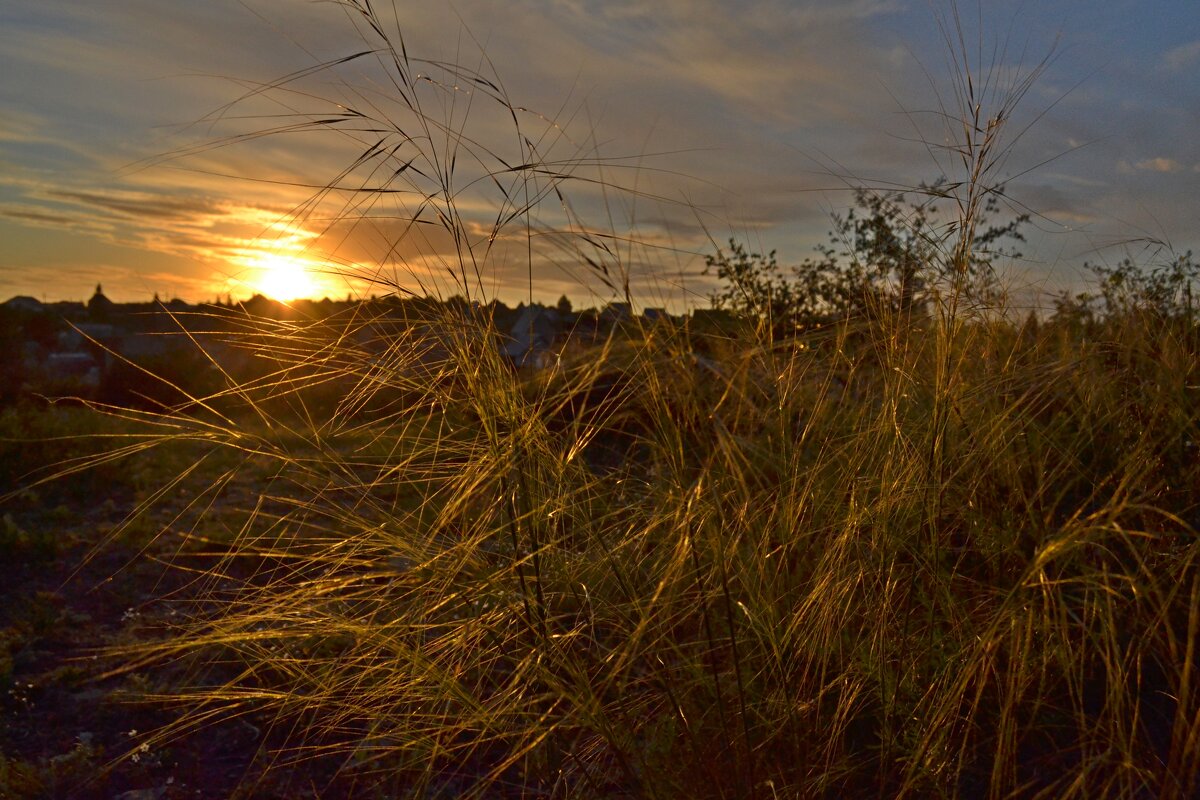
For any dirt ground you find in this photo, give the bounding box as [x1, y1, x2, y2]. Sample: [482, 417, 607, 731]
[0, 454, 383, 799]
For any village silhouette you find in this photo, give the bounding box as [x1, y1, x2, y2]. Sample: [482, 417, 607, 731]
[0, 284, 700, 410]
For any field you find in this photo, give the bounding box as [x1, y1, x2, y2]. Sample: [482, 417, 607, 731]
[1, 296, 1198, 799]
[2, 2, 1200, 798]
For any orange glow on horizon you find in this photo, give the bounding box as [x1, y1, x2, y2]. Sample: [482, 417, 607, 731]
[226, 223, 349, 301]
[243, 249, 321, 301]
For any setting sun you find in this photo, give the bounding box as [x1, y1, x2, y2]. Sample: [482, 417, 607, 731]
[222, 219, 342, 301]
[248, 250, 320, 301]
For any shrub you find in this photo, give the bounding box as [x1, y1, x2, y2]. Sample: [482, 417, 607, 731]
[1055, 250, 1200, 325]
[706, 185, 1028, 337]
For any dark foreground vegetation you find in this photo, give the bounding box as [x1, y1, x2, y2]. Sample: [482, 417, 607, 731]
[2, 3, 1199, 797]
[2, 280, 1197, 798]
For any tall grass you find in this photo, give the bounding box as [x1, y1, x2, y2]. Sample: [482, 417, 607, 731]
[35, 2, 1200, 797]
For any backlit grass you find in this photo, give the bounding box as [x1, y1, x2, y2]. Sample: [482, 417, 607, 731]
[7, 2, 1200, 797]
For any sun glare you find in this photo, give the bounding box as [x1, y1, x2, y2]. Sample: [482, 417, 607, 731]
[224, 222, 348, 302]
[250, 250, 321, 301]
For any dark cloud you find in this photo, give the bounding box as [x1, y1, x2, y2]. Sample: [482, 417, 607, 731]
[0, 206, 82, 226]
[44, 189, 226, 220]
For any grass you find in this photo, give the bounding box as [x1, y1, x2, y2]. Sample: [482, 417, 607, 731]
[40, 296, 1187, 800]
[4, 2, 1200, 797]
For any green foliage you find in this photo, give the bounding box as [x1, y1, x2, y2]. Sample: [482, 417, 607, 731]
[707, 185, 1028, 334]
[1056, 250, 1199, 324]
[0, 405, 144, 504]
[0, 738, 103, 800]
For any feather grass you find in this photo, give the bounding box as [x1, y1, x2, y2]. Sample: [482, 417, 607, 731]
[12, 2, 1200, 797]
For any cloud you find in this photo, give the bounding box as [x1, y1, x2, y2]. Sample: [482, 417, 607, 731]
[0, 205, 85, 227]
[44, 189, 226, 221]
[3, 0, 923, 304]
[1164, 40, 1200, 71]
[1, 0, 1197, 305]
[1134, 157, 1183, 173]
[0, 110, 46, 144]
[1016, 182, 1096, 228]
[560, 0, 905, 126]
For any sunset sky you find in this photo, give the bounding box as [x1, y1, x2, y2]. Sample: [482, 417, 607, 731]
[1, 1, 1196, 309]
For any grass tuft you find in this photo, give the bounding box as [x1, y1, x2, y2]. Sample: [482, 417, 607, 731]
[7, 3, 1200, 797]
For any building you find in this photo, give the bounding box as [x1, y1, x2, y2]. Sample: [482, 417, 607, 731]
[2, 296, 43, 314]
[502, 306, 561, 369]
[87, 284, 115, 320]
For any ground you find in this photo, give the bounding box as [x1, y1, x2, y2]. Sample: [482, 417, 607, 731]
[0, 411, 381, 799]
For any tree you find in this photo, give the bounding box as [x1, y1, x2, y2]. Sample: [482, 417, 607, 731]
[707, 183, 1028, 333]
[705, 242, 803, 331]
[555, 294, 573, 316]
[1099, 252, 1197, 320]
[1054, 251, 1198, 324]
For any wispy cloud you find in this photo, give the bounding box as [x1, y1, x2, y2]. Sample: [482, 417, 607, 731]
[1164, 40, 1200, 71]
[0, 205, 87, 227]
[0, 110, 47, 144]
[44, 189, 226, 221]
[1134, 157, 1184, 174]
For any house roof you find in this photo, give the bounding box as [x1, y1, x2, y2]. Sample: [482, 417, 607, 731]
[2, 295, 44, 312]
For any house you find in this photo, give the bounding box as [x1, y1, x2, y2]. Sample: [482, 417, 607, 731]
[2, 296, 43, 314]
[43, 351, 101, 389]
[87, 284, 115, 320]
[58, 323, 116, 354]
[502, 306, 561, 369]
[600, 302, 632, 322]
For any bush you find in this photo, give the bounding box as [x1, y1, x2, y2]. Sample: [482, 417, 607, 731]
[706, 185, 1028, 336]
[96, 348, 222, 412]
[1055, 250, 1200, 325]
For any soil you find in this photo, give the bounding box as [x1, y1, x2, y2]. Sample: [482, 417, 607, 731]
[0, 471, 377, 799]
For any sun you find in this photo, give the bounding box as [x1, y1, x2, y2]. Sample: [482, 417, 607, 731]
[227, 223, 353, 301]
[247, 250, 321, 301]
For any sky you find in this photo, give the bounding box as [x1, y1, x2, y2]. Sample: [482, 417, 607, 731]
[0, 0, 1197, 310]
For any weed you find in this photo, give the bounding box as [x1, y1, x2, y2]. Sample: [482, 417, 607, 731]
[8, 2, 1200, 798]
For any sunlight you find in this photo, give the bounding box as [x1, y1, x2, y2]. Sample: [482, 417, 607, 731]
[223, 237, 375, 303]
[220, 219, 346, 301]
[248, 249, 321, 301]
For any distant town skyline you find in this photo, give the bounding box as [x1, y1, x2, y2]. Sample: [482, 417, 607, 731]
[1, 1, 1197, 309]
